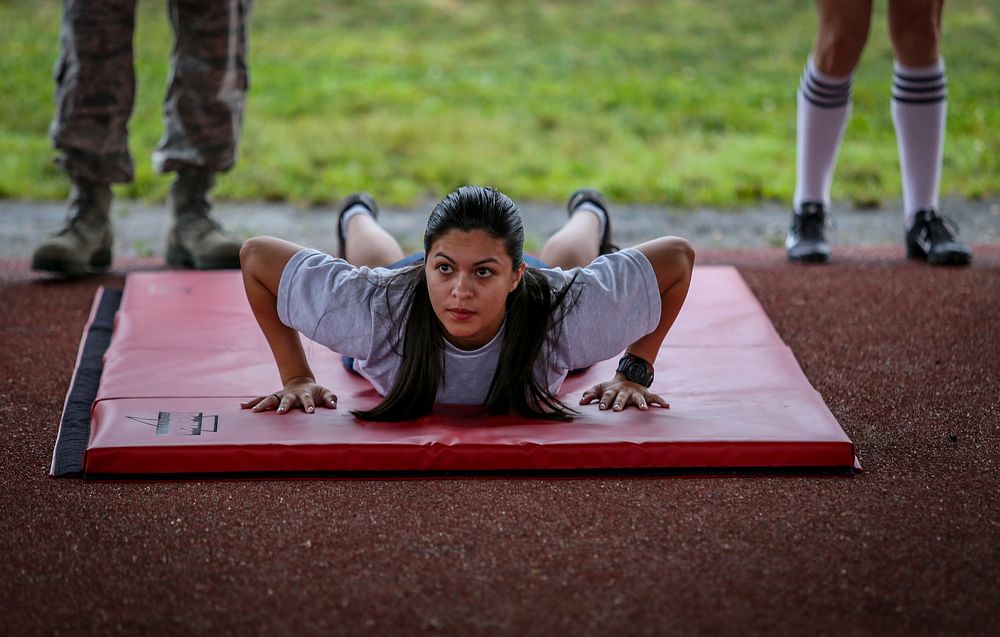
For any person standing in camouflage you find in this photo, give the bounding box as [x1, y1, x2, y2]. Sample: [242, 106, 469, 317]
[33, 0, 252, 275]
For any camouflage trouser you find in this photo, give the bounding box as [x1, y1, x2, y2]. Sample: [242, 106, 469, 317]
[50, 0, 252, 184]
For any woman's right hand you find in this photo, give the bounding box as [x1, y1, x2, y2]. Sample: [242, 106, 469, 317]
[240, 376, 338, 414]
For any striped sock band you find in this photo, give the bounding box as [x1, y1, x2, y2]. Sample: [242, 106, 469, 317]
[800, 61, 852, 108]
[793, 59, 853, 208]
[892, 62, 947, 105]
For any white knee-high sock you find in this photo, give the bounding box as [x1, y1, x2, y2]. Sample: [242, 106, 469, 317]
[794, 58, 853, 210]
[891, 59, 948, 229]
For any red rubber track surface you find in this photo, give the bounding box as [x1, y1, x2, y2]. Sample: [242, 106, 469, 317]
[2, 247, 998, 636]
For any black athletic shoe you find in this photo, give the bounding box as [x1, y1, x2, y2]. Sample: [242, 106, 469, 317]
[906, 209, 972, 266]
[336, 192, 379, 260]
[567, 187, 618, 255]
[786, 201, 831, 263]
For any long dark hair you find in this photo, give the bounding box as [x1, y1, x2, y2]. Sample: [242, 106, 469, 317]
[352, 185, 579, 422]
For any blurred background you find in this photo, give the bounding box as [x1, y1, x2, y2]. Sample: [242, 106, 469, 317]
[1, 0, 997, 208]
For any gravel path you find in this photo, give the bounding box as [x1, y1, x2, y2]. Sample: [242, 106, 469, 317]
[3, 195, 998, 260]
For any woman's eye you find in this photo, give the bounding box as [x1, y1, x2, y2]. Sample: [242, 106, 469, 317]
[436, 264, 452, 274]
[476, 267, 493, 277]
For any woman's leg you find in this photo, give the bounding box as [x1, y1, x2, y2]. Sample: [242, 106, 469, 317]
[338, 196, 407, 376]
[539, 206, 602, 269]
[343, 210, 406, 268]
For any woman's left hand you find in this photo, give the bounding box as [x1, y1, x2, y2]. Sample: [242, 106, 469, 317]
[580, 378, 669, 412]
[240, 377, 338, 414]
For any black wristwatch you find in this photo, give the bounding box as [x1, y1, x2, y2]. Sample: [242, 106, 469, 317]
[616, 353, 655, 388]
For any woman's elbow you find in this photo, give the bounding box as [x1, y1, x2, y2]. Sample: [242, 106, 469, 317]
[239, 235, 266, 271]
[239, 236, 302, 293]
[671, 237, 696, 271]
[240, 235, 289, 276]
[660, 236, 695, 278]
[645, 236, 694, 292]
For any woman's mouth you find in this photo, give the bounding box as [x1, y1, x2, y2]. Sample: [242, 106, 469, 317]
[447, 308, 475, 322]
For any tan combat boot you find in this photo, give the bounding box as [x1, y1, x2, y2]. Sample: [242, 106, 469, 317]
[166, 167, 242, 269]
[31, 180, 113, 276]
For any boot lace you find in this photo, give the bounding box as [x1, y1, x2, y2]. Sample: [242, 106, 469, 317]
[179, 213, 225, 240]
[922, 210, 960, 244]
[795, 203, 835, 239]
[57, 188, 105, 237]
[181, 195, 211, 218]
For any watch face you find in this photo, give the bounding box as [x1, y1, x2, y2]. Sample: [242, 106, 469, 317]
[632, 362, 650, 384]
[619, 357, 653, 387]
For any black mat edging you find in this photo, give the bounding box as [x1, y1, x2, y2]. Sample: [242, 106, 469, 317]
[50, 288, 123, 477]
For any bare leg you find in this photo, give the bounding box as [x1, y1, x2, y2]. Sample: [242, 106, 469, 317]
[888, 0, 943, 66]
[343, 214, 405, 268]
[813, 0, 874, 75]
[787, 0, 873, 264]
[539, 210, 601, 269]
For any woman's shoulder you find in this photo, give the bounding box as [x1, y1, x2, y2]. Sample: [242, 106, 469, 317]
[534, 248, 650, 284]
[279, 249, 423, 323]
[287, 248, 419, 286]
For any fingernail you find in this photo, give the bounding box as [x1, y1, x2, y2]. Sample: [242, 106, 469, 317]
[306, 407, 314, 413]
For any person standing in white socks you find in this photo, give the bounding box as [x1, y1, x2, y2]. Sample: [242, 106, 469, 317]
[786, 0, 971, 265]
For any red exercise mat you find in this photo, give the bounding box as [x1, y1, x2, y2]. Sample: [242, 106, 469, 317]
[54, 267, 859, 476]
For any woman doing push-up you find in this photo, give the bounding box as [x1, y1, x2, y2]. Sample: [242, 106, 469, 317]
[240, 186, 694, 421]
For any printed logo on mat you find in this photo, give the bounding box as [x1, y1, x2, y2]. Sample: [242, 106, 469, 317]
[128, 412, 220, 436]
[147, 283, 193, 296]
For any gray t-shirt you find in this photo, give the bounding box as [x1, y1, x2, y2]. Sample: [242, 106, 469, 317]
[277, 248, 661, 404]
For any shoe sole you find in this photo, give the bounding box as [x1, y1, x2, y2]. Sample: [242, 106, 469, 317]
[907, 245, 971, 266]
[31, 248, 112, 277]
[909, 252, 972, 266]
[166, 245, 240, 270]
[787, 252, 830, 264]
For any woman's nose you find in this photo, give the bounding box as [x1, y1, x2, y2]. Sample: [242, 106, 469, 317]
[451, 274, 474, 298]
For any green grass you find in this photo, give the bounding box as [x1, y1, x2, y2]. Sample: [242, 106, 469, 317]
[1, 0, 997, 207]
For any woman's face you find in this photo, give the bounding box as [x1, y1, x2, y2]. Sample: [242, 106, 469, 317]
[425, 229, 525, 350]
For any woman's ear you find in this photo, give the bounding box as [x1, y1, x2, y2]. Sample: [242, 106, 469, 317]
[510, 262, 527, 293]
